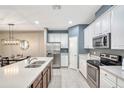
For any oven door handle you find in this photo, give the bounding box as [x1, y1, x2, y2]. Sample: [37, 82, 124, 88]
[87, 63, 98, 70]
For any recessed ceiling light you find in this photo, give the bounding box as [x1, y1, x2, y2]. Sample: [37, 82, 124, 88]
[34, 21, 39, 24]
[68, 21, 72, 25]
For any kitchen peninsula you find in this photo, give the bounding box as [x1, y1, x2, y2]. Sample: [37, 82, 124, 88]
[0, 57, 53, 88]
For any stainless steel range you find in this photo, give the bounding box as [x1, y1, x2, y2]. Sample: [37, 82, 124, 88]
[87, 53, 122, 88]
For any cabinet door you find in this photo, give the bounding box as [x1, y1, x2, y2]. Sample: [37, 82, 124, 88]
[60, 33, 64, 48]
[47, 65, 52, 83]
[82, 59, 87, 78]
[79, 56, 87, 79]
[43, 69, 48, 88]
[57, 33, 61, 42]
[84, 24, 94, 49]
[84, 27, 89, 48]
[48, 34, 52, 42]
[100, 69, 116, 88]
[60, 33, 68, 48]
[64, 34, 68, 48]
[43, 72, 47, 88]
[101, 12, 111, 34]
[111, 6, 124, 49]
[35, 82, 40, 88]
[94, 18, 102, 36]
[54, 33, 58, 42]
[61, 53, 68, 67]
[32, 74, 42, 88]
[88, 24, 94, 49]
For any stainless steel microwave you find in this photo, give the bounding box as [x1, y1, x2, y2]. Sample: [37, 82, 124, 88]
[93, 33, 111, 48]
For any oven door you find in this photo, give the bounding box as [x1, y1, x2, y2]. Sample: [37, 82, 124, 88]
[87, 63, 100, 88]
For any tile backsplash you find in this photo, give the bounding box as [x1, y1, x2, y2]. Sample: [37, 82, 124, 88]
[90, 49, 124, 58]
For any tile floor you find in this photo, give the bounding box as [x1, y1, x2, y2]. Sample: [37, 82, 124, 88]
[48, 68, 90, 88]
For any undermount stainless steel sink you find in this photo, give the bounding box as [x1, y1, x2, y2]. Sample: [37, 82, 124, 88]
[32, 61, 46, 65]
[25, 61, 46, 68]
[25, 64, 41, 68]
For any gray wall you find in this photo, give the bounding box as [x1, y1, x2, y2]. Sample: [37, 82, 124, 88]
[68, 24, 89, 54]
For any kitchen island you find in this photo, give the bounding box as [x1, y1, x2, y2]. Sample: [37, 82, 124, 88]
[0, 57, 53, 88]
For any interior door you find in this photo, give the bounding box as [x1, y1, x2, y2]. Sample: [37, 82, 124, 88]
[69, 36, 78, 70]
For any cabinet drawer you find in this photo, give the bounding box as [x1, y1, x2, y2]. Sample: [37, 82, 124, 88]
[117, 78, 124, 88]
[100, 77, 116, 88]
[100, 69, 116, 84]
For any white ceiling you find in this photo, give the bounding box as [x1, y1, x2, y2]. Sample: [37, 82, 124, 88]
[0, 5, 101, 31]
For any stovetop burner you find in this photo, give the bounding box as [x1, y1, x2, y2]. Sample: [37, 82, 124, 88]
[87, 53, 122, 68]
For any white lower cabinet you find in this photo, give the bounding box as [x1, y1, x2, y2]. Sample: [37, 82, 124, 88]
[79, 56, 87, 79]
[61, 53, 68, 67]
[100, 69, 116, 88]
[100, 69, 124, 88]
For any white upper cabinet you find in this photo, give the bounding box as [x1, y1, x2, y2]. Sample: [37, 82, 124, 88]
[84, 6, 124, 50]
[84, 27, 89, 48]
[48, 33, 68, 48]
[84, 23, 94, 49]
[88, 24, 94, 49]
[61, 33, 68, 48]
[101, 12, 111, 34]
[48, 33, 54, 42]
[94, 18, 102, 36]
[111, 6, 124, 49]
[94, 12, 111, 36]
[84, 8, 111, 49]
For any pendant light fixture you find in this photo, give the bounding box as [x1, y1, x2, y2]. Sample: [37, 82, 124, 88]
[1, 24, 20, 45]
